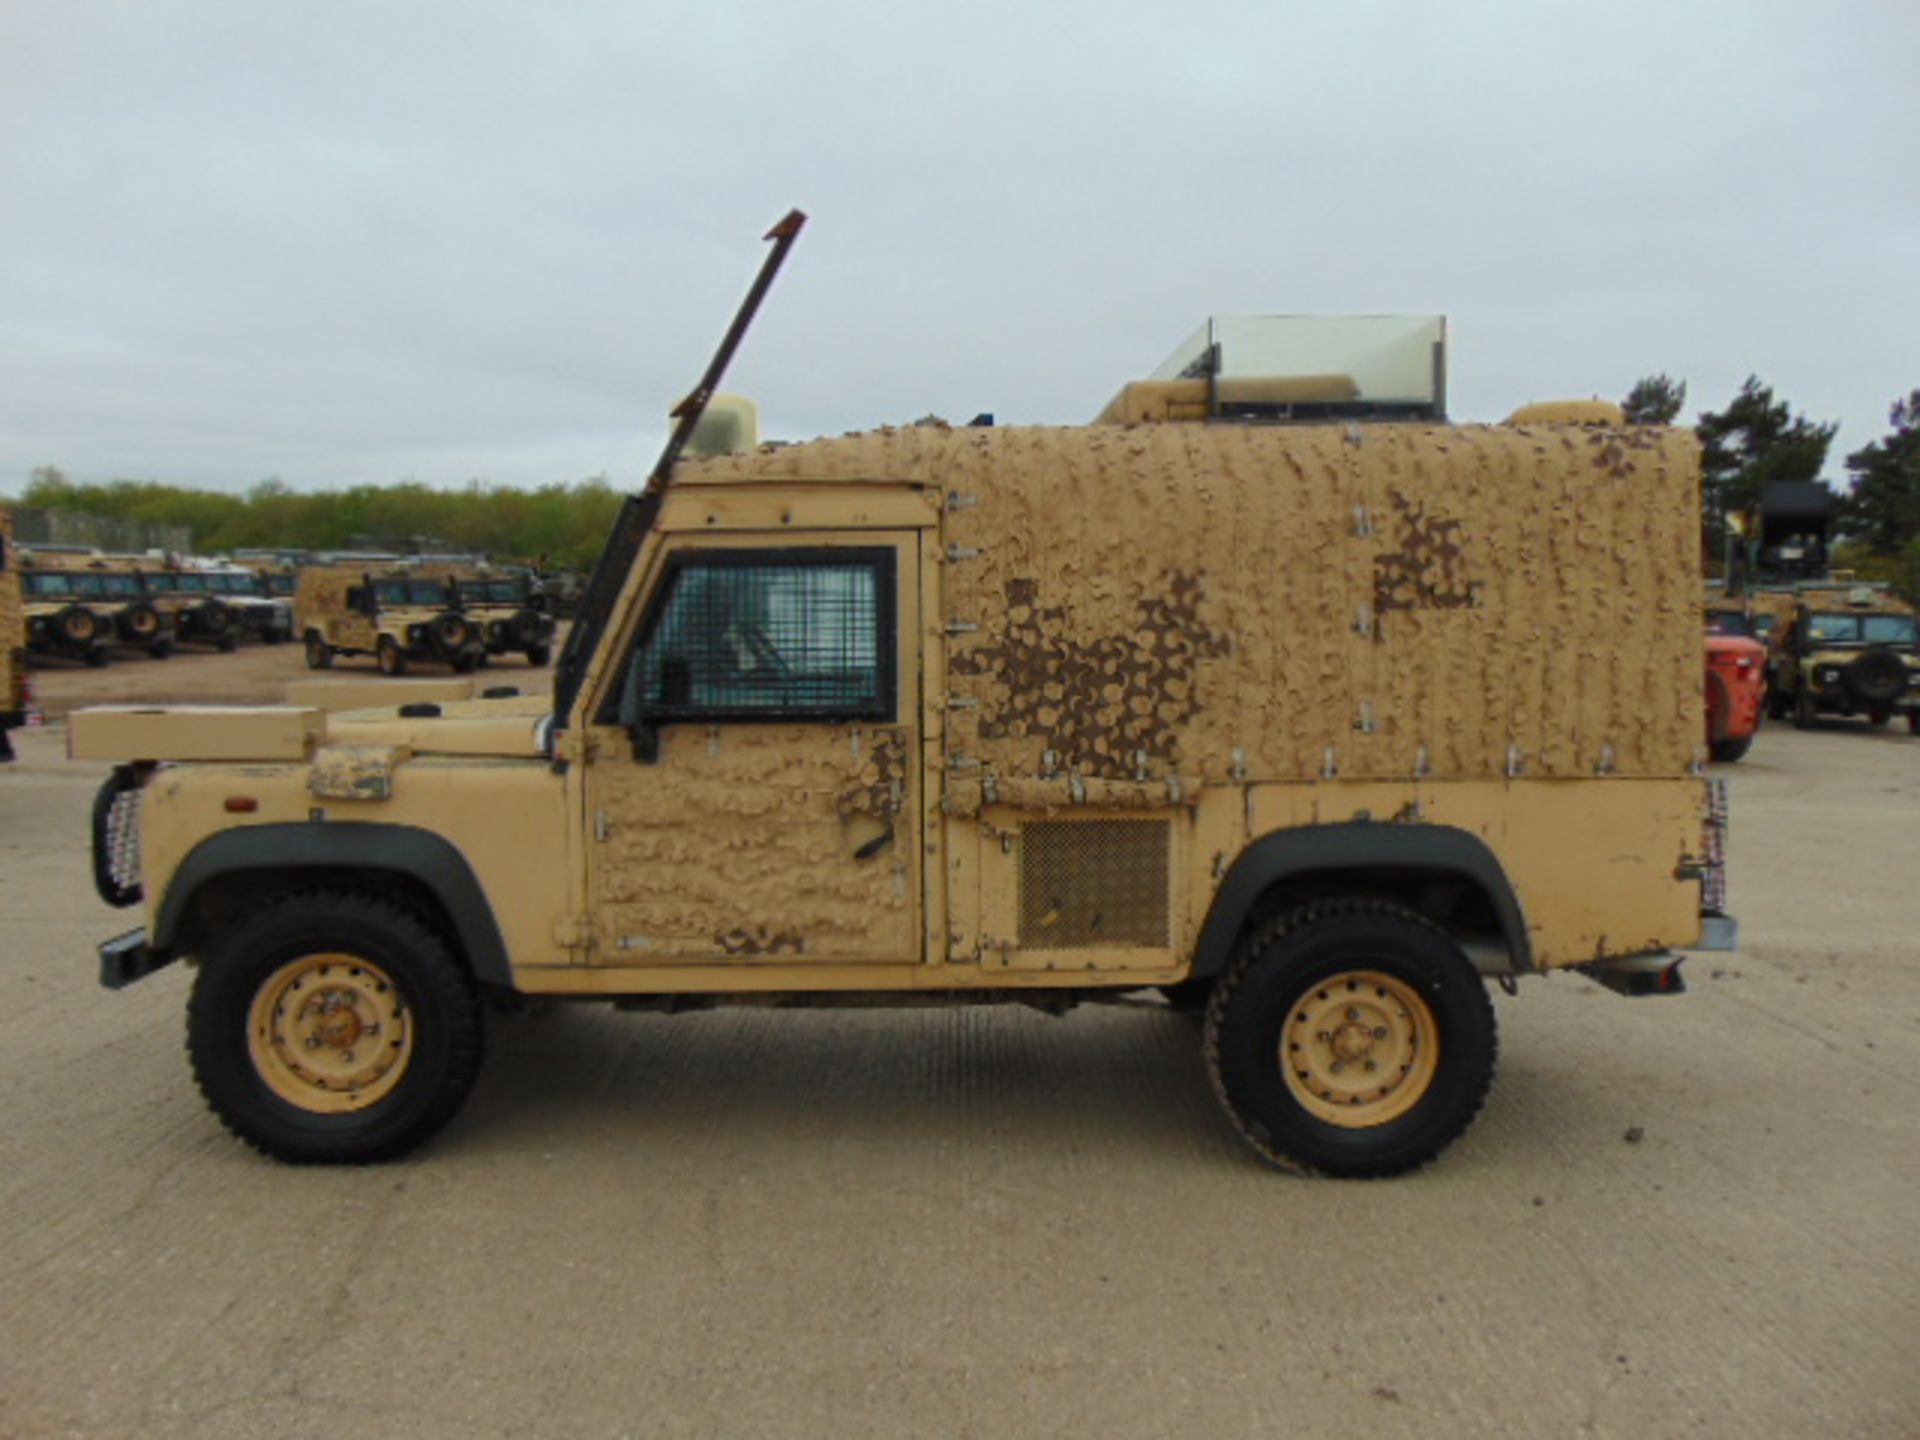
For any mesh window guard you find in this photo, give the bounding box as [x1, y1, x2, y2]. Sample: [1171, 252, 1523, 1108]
[624, 549, 894, 722]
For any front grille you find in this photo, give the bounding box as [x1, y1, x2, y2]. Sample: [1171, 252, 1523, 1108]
[1019, 819, 1171, 950]
[92, 764, 148, 907]
[1701, 778, 1729, 916]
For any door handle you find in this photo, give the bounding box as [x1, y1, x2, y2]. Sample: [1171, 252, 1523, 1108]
[852, 824, 895, 862]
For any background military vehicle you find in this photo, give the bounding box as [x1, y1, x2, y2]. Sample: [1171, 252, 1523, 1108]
[195, 565, 294, 643]
[1769, 583, 1920, 732]
[297, 565, 489, 674]
[0, 512, 27, 761]
[132, 564, 243, 651]
[19, 552, 172, 662]
[453, 571, 555, 666]
[69, 215, 1733, 1176]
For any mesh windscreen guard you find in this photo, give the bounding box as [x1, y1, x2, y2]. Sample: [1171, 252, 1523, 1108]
[633, 556, 887, 719]
[1019, 820, 1171, 950]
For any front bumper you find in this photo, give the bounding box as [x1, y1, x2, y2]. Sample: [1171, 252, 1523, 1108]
[99, 928, 175, 990]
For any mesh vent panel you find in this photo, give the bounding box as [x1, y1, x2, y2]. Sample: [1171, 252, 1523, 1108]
[1019, 820, 1170, 950]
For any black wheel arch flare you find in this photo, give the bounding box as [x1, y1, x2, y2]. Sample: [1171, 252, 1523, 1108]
[1189, 823, 1533, 980]
[153, 822, 514, 987]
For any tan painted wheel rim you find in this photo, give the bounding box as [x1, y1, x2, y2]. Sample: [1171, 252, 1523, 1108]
[1281, 970, 1439, 1128]
[247, 954, 413, 1113]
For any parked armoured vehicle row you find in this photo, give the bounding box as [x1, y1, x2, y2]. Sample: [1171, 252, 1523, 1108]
[0, 540, 554, 675]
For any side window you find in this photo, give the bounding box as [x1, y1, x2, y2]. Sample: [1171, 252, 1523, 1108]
[616, 548, 895, 725]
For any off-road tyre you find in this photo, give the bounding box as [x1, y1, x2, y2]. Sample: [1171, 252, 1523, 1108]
[304, 632, 333, 670]
[1709, 735, 1752, 763]
[1867, 710, 1891, 728]
[1793, 686, 1816, 730]
[83, 645, 110, 669]
[1845, 649, 1905, 708]
[148, 638, 174, 660]
[217, 631, 240, 653]
[526, 644, 551, 668]
[377, 637, 408, 676]
[1908, 711, 1920, 736]
[452, 647, 481, 674]
[1202, 900, 1497, 1178]
[119, 602, 162, 642]
[199, 601, 232, 639]
[57, 605, 98, 647]
[186, 892, 485, 1164]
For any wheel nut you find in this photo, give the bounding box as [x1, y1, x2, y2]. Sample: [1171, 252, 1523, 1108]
[1346, 1007, 1360, 1021]
[1330, 1061, 1344, 1074]
[1373, 1026, 1388, 1040]
[1317, 1031, 1331, 1042]
[1364, 1060, 1377, 1072]
[342, 1050, 355, 1063]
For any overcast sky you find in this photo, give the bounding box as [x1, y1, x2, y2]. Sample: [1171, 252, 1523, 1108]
[3, 1, 1915, 496]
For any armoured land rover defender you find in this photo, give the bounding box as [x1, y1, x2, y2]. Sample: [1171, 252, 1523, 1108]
[1769, 584, 1920, 732]
[1, 512, 27, 761]
[20, 554, 173, 663]
[453, 572, 555, 666]
[123, 564, 244, 651]
[70, 216, 1735, 1175]
[200, 568, 295, 643]
[298, 567, 489, 675]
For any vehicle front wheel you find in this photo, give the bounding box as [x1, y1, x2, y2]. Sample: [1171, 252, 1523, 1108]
[377, 637, 408, 676]
[1793, 688, 1816, 730]
[525, 644, 551, 667]
[1709, 735, 1752, 762]
[304, 633, 333, 670]
[1203, 900, 1496, 1177]
[1867, 710, 1891, 728]
[186, 892, 485, 1163]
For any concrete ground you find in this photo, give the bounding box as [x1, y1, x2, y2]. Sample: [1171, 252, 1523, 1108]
[0, 713, 1915, 1439]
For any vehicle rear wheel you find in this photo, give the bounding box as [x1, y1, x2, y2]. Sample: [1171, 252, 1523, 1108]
[186, 892, 485, 1163]
[217, 631, 240, 653]
[304, 633, 333, 669]
[1203, 900, 1496, 1177]
[148, 638, 174, 660]
[1909, 712, 1920, 736]
[525, 644, 551, 667]
[1867, 710, 1891, 728]
[377, 637, 408, 676]
[1709, 735, 1752, 762]
[84, 646, 110, 669]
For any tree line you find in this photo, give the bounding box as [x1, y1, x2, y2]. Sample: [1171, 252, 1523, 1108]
[9, 379, 1919, 596]
[1623, 374, 1920, 598]
[5, 468, 625, 571]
